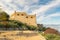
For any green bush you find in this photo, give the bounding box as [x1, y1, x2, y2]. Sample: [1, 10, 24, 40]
[42, 34, 60, 40]
[8, 20, 38, 30]
[0, 12, 9, 21]
[0, 23, 5, 28]
[0, 20, 38, 30]
[8, 20, 27, 30]
[38, 27, 47, 31]
[27, 25, 38, 30]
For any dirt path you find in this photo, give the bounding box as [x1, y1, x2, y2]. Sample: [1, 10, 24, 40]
[0, 31, 46, 40]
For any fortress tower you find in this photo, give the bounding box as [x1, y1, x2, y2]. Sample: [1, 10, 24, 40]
[9, 11, 37, 26]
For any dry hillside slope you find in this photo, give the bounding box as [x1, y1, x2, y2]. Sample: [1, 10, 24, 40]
[0, 31, 46, 40]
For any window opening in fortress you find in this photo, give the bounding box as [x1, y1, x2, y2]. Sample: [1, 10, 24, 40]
[26, 16, 28, 18]
[21, 14, 24, 16]
[17, 14, 19, 16]
[31, 17, 33, 18]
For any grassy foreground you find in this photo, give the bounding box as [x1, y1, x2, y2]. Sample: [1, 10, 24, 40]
[41, 33, 60, 40]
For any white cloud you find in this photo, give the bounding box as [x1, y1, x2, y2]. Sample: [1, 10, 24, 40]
[47, 13, 60, 17]
[3, 0, 12, 2]
[0, 0, 39, 15]
[34, 0, 60, 24]
[32, 0, 39, 3]
[32, 0, 60, 15]
[37, 12, 60, 24]
[0, 0, 60, 24]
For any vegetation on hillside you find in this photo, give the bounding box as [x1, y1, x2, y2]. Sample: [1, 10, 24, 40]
[0, 20, 38, 30]
[0, 11, 38, 30]
[0, 12, 9, 21]
[42, 34, 60, 40]
[37, 24, 47, 31]
[38, 26, 47, 31]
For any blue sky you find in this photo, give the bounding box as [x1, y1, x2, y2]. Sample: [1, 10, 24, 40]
[0, 0, 60, 25]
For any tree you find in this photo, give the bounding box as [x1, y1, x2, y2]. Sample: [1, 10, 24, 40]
[37, 24, 47, 31]
[0, 12, 9, 21]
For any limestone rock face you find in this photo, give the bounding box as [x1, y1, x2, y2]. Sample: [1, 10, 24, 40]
[0, 31, 46, 40]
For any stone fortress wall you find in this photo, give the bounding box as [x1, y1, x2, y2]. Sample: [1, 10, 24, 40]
[9, 11, 37, 26]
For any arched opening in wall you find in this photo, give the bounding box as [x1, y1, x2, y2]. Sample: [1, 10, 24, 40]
[17, 14, 19, 16]
[26, 16, 28, 18]
[21, 14, 24, 16]
[31, 16, 33, 18]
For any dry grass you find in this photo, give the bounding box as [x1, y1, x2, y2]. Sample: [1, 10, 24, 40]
[0, 31, 46, 40]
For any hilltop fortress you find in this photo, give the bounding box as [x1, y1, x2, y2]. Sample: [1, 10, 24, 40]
[0, 6, 37, 26]
[9, 11, 37, 26]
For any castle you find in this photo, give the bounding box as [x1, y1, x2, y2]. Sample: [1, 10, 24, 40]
[9, 11, 37, 26]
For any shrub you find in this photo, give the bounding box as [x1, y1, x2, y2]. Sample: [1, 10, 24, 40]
[8, 20, 38, 30]
[0, 12, 9, 21]
[38, 27, 47, 31]
[27, 25, 38, 30]
[42, 34, 60, 40]
[0, 20, 38, 30]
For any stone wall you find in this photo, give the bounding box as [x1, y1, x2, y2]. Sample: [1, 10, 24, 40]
[9, 11, 37, 26]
